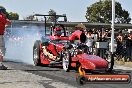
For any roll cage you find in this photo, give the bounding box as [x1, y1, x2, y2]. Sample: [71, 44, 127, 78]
[33, 14, 67, 36]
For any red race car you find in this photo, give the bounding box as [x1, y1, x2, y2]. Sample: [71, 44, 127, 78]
[33, 14, 112, 72]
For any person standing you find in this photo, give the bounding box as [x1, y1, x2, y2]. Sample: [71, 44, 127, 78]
[0, 8, 10, 70]
[86, 29, 93, 54]
[70, 23, 87, 43]
[126, 33, 132, 61]
[116, 31, 124, 60]
[92, 28, 98, 42]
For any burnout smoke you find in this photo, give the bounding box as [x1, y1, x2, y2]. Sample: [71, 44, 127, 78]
[4, 25, 44, 65]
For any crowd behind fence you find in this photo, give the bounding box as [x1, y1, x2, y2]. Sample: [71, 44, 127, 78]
[84, 29, 132, 62]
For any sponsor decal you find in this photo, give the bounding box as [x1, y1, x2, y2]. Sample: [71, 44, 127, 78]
[42, 46, 60, 61]
[76, 74, 131, 84]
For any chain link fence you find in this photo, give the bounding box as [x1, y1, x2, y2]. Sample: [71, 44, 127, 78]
[86, 29, 132, 62]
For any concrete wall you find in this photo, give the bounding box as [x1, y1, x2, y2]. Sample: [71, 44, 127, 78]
[9, 20, 45, 28]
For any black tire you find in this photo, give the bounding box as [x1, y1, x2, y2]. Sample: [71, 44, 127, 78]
[62, 50, 71, 72]
[76, 76, 86, 85]
[33, 40, 41, 66]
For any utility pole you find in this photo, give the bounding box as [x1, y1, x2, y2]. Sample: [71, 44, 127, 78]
[110, 0, 115, 70]
[111, 0, 115, 53]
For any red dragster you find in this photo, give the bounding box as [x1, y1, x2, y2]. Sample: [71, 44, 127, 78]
[33, 24, 111, 72]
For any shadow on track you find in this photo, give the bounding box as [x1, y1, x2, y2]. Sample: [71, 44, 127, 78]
[24, 69, 60, 72]
[84, 69, 131, 75]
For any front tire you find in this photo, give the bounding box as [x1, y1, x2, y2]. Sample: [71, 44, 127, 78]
[62, 50, 71, 72]
[33, 40, 41, 66]
[76, 76, 86, 85]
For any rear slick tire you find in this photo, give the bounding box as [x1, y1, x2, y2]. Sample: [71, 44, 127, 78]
[33, 40, 41, 66]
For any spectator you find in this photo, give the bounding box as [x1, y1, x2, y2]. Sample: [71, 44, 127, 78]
[97, 29, 104, 42]
[0, 8, 10, 70]
[102, 30, 108, 42]
[73, 23, 87, 43]
[115, 31, 124, 59]
[92, 28, 98, 42]
[126, 33, 132, 61]
[85, 29, 93, 53]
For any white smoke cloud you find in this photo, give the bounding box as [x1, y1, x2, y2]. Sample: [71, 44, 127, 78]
[4, 25, 44, 65]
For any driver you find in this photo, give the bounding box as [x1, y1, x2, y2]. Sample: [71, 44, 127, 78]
[54, 27, 62, 37]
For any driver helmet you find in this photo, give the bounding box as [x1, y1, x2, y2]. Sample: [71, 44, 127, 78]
[54, 27, 62, 36]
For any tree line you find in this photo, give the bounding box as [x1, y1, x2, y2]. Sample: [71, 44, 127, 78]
[86, 0, 131, 24]
[0, 6, 19, 20]
[1, 0, 131, 23]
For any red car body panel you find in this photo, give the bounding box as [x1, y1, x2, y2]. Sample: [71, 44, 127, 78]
[39, 43, 50, 65]
[77, 54, 108, 70]
[40, 54, 50, 65]
[71, 54, 108, 70]
[46, 43, 64, 56]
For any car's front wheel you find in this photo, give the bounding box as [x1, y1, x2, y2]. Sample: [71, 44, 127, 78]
[105, 53, 114, 73]
[62, 50, 71, 72]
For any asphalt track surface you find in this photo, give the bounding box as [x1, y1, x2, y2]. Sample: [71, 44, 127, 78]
[4, 61, 132, 88]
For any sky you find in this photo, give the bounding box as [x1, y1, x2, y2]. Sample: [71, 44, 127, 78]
[0, 0, 132, 22]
